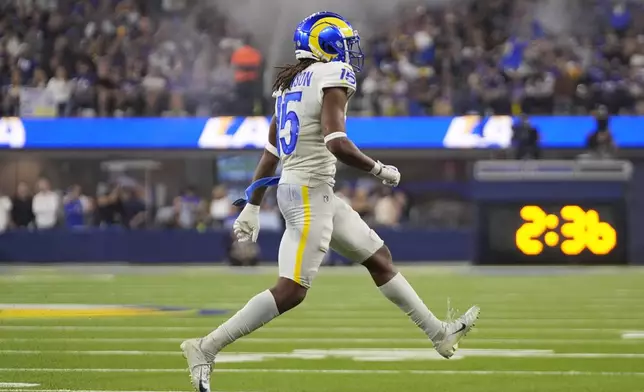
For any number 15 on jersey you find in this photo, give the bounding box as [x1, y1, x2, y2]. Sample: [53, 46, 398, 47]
[275, 92, 302, 156]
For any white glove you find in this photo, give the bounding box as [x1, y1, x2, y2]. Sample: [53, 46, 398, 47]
[233, 204, 260, 242]
[370, 161, 401, 187]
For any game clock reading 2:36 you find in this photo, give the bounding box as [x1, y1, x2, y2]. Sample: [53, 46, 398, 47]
[480, 203, 627, 265]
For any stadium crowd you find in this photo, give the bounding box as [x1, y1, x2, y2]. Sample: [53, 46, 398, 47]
[0, 177, 414, 233]
[0, 0, 264, 118]
[360, 0, 644, 116]
[2, 0, 644, 117]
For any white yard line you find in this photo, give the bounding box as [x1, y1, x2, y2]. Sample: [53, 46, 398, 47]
[288, 312, 644, 318]
[5, 319, 637, 328]
[0, 369, 642, 377]
[0, 337, 637, 344]
[2, 349, 644, 360]
[0, 384, 39, 388]
[250, 318, 644, 324]
[622, 332, 644, 339]
[0, 326, 626, 333]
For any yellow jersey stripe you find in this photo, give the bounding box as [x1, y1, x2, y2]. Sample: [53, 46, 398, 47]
[294, 186, 311, 284]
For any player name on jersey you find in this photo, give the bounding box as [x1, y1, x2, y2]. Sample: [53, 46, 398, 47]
[290, 71, 313, 88]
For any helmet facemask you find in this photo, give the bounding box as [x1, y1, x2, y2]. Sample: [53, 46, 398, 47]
[344, 35, 364, 73]
[319, 33, 364, 73]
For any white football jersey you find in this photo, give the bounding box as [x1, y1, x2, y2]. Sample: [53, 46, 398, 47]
[272, 61, 357, 187]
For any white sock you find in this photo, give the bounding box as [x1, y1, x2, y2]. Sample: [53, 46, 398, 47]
[378, 273, 444, 340]
[201, 289, 279, 360]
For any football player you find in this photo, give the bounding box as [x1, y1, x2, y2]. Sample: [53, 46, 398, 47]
[181, 12, 479, 392]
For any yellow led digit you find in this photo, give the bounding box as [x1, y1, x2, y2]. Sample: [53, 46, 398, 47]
[560, 205, 587, 256]
[560, 206, 617, 256]
[516, 206, 547, 255]
[584, 209, 617, 255]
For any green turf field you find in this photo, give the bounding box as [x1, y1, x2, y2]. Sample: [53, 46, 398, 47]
[1, 265, 644, 392]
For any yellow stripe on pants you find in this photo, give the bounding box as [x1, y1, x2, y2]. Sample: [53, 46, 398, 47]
[293, 186, 311, 284]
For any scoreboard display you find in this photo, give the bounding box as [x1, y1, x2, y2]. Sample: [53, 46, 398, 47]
[473, 160, 632, 266]
[478, 202, 627, 264]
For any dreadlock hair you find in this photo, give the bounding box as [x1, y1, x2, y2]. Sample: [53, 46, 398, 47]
[272, 58, 318, 92]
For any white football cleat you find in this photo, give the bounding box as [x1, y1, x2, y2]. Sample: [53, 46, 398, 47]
[433, 305, 480, 359]
[180, 338, 212, 392]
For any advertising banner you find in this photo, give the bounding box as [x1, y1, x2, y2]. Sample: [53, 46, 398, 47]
[1, 115, 642, 150]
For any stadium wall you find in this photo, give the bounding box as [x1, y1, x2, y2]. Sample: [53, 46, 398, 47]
[0, 228, 471, 263]
[1, 224, 639, 264]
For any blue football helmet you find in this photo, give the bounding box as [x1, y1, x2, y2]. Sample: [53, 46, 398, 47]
[293, 11, 364, 72]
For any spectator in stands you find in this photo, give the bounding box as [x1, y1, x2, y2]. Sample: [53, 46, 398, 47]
[231, 36, 263, 115]
[522, 69, 556, 114]
[96, 183, 124, 226]
[585, 107, 617, 159]
[374, 187, 402, 228]
[511, 114, 541, 160]
[11, 182, 34, 229]
[0, 190, 12, 233]
[352, 187, 373, 221]
[120, 187, 147, 229]
[174, 186, 201, 229]
[32, 178, 60, 230]
[96, 59, 118, 117]
[394, 190, 411, 223]
[552, 56, 582, 112]
[480, 61, 512, 115]
[119, 61, 145, 116]
[209, 185, 231, 228]
[155, 204, 177, 229]
[361, 69, 385, 116]
[410, 68, 442, 116]
[71, 60, 97, 117]
[31, 68, 48, 88]
[63, 185, 92, 229]
[141, 66, 167, 116]
[190, 43, 214, 116]
[47, 66, 72, 117]
[2, 69, 23, 116]
[210, 52, 235, 116]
